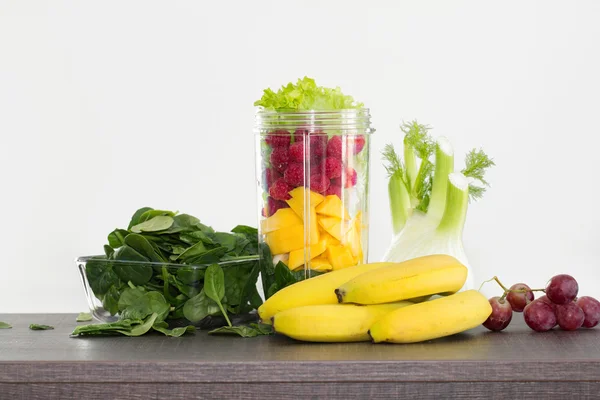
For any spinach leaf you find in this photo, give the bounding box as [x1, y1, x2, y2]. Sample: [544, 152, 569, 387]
[72, 319, 143, 336]
[29, 324, 54, 330]
[86, 258, 122, 296]
[120, 291, 170, 322]
[122, 233, 166, 263]
[152, 321, 195, 337]
[259, 243, 276, 299]
[131, 215, 174, 234]
[274, 261, 298, 290]
[118, 313, 158, 336]
[208, 323, 273, 338]
[102, 285, 121, 315]
[173, 240, 207, 262]
[185, 247, 228, 265]
[204, 264, 231, 326]
[117, 286, 147, 311]
[182, 290, 220, 323]
[213, 232, 237, 252]
[176, 267, 205, 285]
[127, 207, 154, 230]
[138, 209, 176, 223]
[107, 229, 129, 249]
[223, 261, 261, 314]
[76, 312, 93, 322]
[0, 322, 11, 329]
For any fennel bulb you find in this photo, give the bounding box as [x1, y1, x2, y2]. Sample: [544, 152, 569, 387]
[381, 121, 494, 290]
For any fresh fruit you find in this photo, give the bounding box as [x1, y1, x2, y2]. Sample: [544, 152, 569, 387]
[369, 290, 492, 344]
[323, 157, 343, 179]
[273, 302, 412, 342]
[265, 130, 291, 148]
[316, 195, 351, 220]
[555, 302, 585, 331]
[545, 274, 578, 305]
[309, 173, 330, 193]
[537, 294, 556, 309]
[333, 167, 358, 188]
[265, 197, 288, 217]
[325, 244, 356, 270]
[269, 178, 293, 201]
[288, 142, 305, 163]
[483, 296, 513, 332]
[309, 136, 327, 160]
[288, 240, 328, 270]
[349, 135, 366, 154]
[325, 185, 342, 198]
[270, 148, 290, 173]
[265, 225, 306, 255]
[506, 283, 534, 312]
[335, 255, 467, 305]
[257, 262, 394, 323]
[260, 208, 303, 234]
[284, 163, 305, 187]
[286, 187, 325, 218]
[326, 136, 343, 159]
[576, 296, 600, 328]
[523, 301, 556, 332]
[264, 168, 281, 188]
[309, 256, 333, 272]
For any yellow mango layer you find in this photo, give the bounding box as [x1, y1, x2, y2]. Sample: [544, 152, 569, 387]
[316, 195, 351, 220]
[286, 187, 325, 219]
[288, 240, 328, 270]
[326, 244, 356, 271]
[309, 256, 333, 272]
[260, 208, 303, 234]
[265, 225, 305, 255]
[318, 217, 353, 242]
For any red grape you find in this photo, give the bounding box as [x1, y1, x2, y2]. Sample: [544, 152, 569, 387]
[537, 294, 555, 309]
[524, 301, 556, 332]
[483, 297, 513, 331]
[576, 296, 600, 328]
[545, 274, 578, 305]
[555, 302, 585, 331]
[506, 283, 534, 312]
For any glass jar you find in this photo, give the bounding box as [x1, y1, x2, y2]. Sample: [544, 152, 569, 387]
[255, 108, 374, 282]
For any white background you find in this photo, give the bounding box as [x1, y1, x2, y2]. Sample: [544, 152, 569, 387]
[1, 1, 599, 313]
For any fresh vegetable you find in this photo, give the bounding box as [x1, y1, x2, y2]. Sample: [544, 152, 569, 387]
[334, 255, 467, 305]
[272, 302, 412, 343]
[80, 207, 265, 336]
[0, 322, 11, 329]
[382, 121, 494, 290]
[254, 77, 363, 111]
[76, 312, 93, 322]
[208, 323, 273, 338]
[29, 324, 54, 330]
[369, 290, 492, 344]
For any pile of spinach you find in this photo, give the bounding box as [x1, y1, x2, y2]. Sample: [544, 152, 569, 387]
[75, 207, 267, 337]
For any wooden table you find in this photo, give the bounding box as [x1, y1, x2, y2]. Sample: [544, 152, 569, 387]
[1, 313, 599, 399]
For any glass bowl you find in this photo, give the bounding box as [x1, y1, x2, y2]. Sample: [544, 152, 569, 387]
[76, 255, 261, 328]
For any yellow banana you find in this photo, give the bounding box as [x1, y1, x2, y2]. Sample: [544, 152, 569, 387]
[369, 290, 492, 343]
[273, 302, 413, 342]
[335, 255, 467, 305]
[258, 262, 394, 324]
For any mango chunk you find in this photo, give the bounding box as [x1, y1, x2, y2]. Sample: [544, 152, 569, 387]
[319, 228, 340, 247]
[260, 208, 303, 234]
[342, 224, 363, 259]
[325, 244, 356, 270]
[309, 256, 333, 272]
[288, 240, 328, 270]
[316, 195, 350, 220]
[265, 225, 305, 255]
[318, 217, 352, 242]
[286, 188, 324, 219]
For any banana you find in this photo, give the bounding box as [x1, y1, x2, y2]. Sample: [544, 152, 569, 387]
[273, 302, 413, 342]
[335, 254, 467, 305]
[369, 290, 492, 343]
[258, 262, 394, 324]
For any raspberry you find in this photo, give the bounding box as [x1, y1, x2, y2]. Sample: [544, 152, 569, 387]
[323, 157, 342, 179]
[349, 135, 366, 154]
[270, 148, 289, 174]
[326, 184, 342, 198]
[326, 136, 343, 159]
[265, 196, 289, 217]
[284, 163, 305, 187]
[309, 174, 330, 194]
[269, 178, 293, 201]
[288, 142, 305, 163]
[294, 128, 309, 137]
[264, 168, 281, 189]
[332, 167, 358, 188]
[265, 130, 291, 148]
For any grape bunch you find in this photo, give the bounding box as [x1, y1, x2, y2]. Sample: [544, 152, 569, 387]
[482, 274, 600, 333]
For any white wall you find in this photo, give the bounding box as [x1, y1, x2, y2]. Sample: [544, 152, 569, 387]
[1, 0, 599, 312]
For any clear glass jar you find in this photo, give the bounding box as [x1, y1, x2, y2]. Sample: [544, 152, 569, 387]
[255, 108, 374, 281]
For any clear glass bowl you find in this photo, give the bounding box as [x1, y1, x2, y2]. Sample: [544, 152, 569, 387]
[76, 255, 260, 328]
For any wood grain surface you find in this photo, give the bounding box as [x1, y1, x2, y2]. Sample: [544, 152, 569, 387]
[1, 313, 599, 399]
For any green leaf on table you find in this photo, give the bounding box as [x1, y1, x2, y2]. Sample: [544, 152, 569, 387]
[182, 290, 220, 323]
[71, 318, 143, 336]
[117, 313, 158, 336]
[29, 324, 54, 330]
[208, 323, 273, 338]
[131, 215, 174, 234]
[76, 312, 93, 322]
[152, 321, 196, 337]
[0, 321, 11, 329]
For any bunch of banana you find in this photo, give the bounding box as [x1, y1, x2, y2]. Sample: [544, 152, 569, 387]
[259, 254, 492, 343]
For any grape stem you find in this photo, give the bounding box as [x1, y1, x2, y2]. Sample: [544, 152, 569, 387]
[479, 276, 546, 300]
